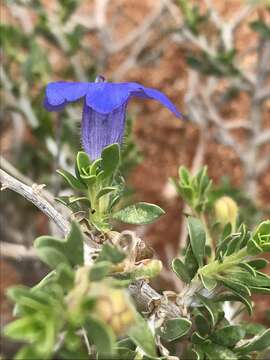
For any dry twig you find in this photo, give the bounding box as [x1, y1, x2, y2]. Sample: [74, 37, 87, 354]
[0, 169, 70, 235]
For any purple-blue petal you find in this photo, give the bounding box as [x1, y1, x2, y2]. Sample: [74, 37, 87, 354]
[85, 82, 182, 118]
[81, 103, 127, 160]
[85, 82, 139, 114]
[132, 87, 182, 118]
[43, 96, 67, 112]
[44, 79, 182, 158]
[44, 82, 90, 111]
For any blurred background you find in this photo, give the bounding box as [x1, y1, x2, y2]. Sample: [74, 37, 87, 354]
[0, 0, 269, 356]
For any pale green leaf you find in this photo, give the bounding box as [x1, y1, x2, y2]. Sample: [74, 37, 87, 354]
[112, 202, 165, 225]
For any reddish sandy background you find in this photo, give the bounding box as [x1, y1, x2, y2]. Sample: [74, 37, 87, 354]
[1, 1, 270, 352]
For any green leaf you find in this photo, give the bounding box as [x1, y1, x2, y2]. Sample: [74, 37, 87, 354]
[76, 151, 92, 173]
[64, 222, 84, 266]
[179, 185, 194, 202]
[218, 277, 251, 297]
[183, 345, 204, 360]
[128, 316, 157, 358]
[214, 292, 253, 316]
[197, 294, 219, 327]
[96, 170, 105, 182]
[184, 244, 199, 279]
[240, 322, 266, 336]
[55, 263, 74, 291]
[191, 332, 206, 345]
[96, 187, 118, 200]
[235, 329, 270, 354]
[210, 325, 245, 348]
[35, 222, 84, 268]
[4, 317, 40, 342]
[238, 263, 257, 277]
[252, 220, 270, 251]
[59, 0, 79, 22]
[101, 143, 120, 178]
[35, 246, 69, 269]
[112, 202, 165, 225]
[55, 196, 81, 212]
[201, 342, 237, 360]
[248, 286, 270, 294]
[114, 347, 136, 360]
[84, 315, 116, 356]
[247, 238, 263, 255]
[187, 217, 206, 267]
[80, 174, 96, 188]
[68, 196, 90, 205]
[179, 166, 191, 184]
[36, 316, 56, 355]
[225, 235, 242, 257]
[117, 338, 136, 350]
[56, 169, 86, 190]
[198, 167, 211, 196]
[14, 347, 39, 360]
[109, 197, 122, 213]
[7, 286, 51, 310]
[246, 258, 268, 270]
[157, 318, 191, 341]
[33, 271, 56, 291]
[89, 261, 111, 281]
[90, 158, 102, 175]
[96, 243, 125, 264]
[224, 271, 270, 293]
[172, 258, 191, 283]
[58, 346, 89, 360]
[200, 274, 217, 291]
[172, 170, 194, 204]
[194, 312, 210, 337]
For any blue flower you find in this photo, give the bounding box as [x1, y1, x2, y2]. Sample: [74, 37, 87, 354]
[44, 76, 182, 159]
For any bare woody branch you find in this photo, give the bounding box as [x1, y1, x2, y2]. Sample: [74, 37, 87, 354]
[0, 169, 70, 236]
[0, 241, 37, 260]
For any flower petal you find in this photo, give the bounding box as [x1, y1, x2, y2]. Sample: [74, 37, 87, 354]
[81, 103, 127, 160]
[85, 82, 182, 118]
[44, 82, 90, 111]
[131, 86, 182, 118]
[85, 82, 140, 114]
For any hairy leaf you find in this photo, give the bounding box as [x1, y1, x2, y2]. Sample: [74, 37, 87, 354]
[172, 258, 191, 283]
[157, 318, 191, 342]
[187, 217, 206, 267]
[112, 202, 165, 225]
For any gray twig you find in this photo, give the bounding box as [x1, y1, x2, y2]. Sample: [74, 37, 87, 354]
[0, 241, 37, 260]
[0, 169, 70, 236]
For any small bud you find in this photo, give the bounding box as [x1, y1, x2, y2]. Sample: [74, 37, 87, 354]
[133, 259, 163, 280]
[92, 283, 136, 336]
[214, 196, 238, 230]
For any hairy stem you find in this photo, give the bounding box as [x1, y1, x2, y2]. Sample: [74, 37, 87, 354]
[199, 247, 249, 278]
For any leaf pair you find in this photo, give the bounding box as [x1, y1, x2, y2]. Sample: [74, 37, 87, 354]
[172, 166, 212, 214]
[172, 217, 206, 284]
[34, 222, 84, 269]
[247, 220, 270, 255]
[4, 285, 65, 359]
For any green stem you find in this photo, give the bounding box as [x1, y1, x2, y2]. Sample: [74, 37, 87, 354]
[87, 186, 99, 222]
[199, 247, 249, 278]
